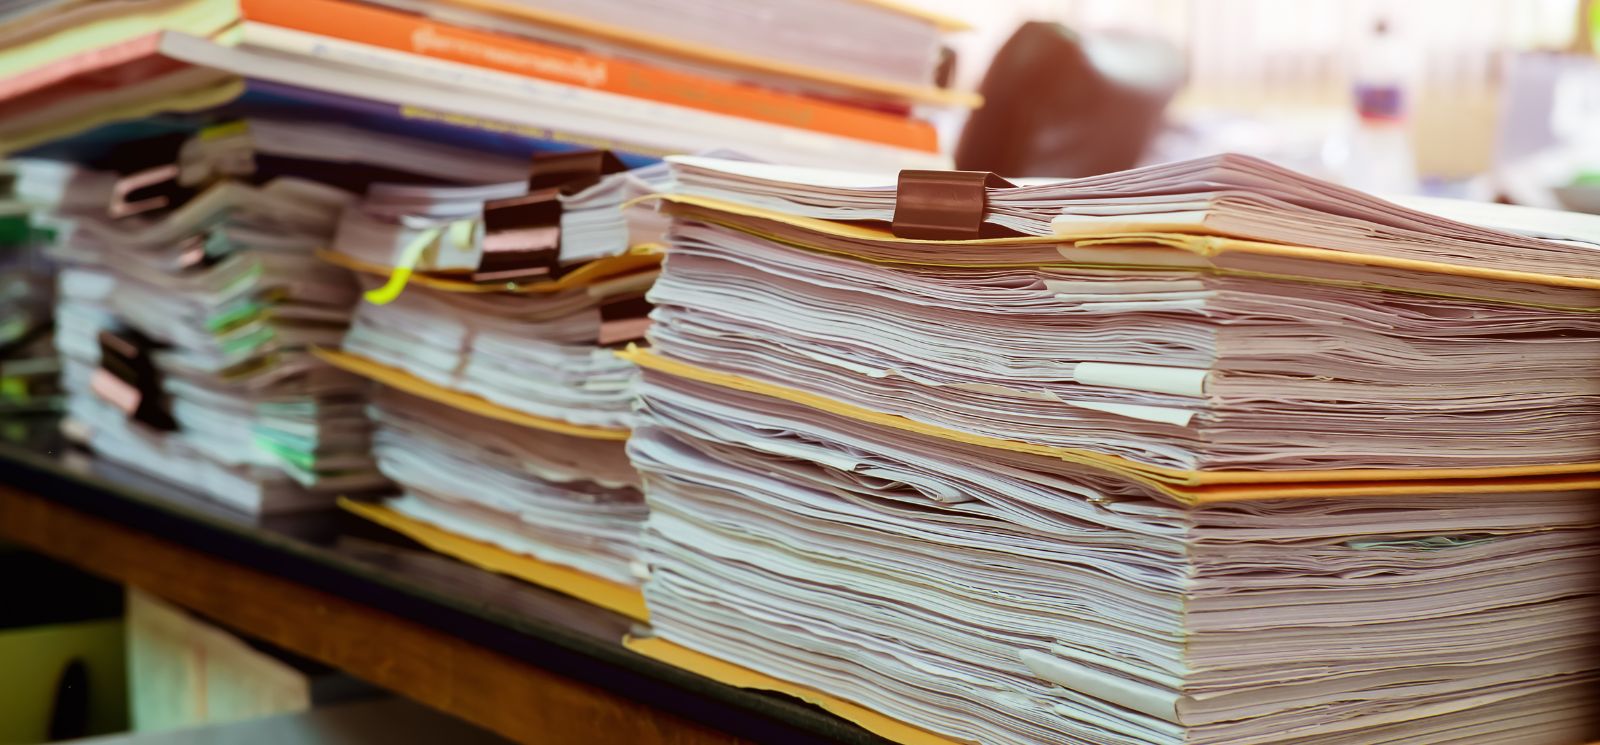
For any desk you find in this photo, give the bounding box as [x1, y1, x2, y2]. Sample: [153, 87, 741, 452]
[0, 418, 889, 745]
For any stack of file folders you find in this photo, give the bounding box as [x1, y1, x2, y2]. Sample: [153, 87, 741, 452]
[23, 133, 388, 513]
[320, 149, 663, 598]
[366, 386, 644, 587]
[622, 154, 1600, 745]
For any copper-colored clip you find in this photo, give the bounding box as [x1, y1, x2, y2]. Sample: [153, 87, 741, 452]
[476, 193, 562, 283]
[109, 163, 186, 218]
[102, 132, 194, 219]
[596, 295, 654, 347]
[474, 150, 628, 283]
[528, 149, 626, 194]
[95, 329, 176, 431]
[890, 169, 1015, 240]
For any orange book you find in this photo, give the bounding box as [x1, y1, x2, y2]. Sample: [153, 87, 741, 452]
[238, 0, 940, 152]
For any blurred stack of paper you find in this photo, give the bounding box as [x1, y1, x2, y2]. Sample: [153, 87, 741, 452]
[368, 387, 643, 585]
[339, 274, 646, 430]
[318, 154, 657, 589]
[650, 154, 1600, 473]
[322, 155, 671, 290]
[20, 145, 387, 513]
[622, 155, 1600, 743]
[0, 0, 241, 153]
[0, 162, 50, 351]
[0, 161, 60, 411]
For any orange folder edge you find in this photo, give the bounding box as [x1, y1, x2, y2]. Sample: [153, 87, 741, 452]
[313, 347, 630, 441]
[439, 0, 980, 108]
[242, 0, 942, 150]
[625, 635, 966, 745]
[644, 193, 1600, 293]
[341, 499, 649, 622]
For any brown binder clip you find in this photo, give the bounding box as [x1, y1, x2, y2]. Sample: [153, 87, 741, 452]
[93, 328, 176, 431]
[890, 169, 1015, 240]
[475, 150, 627, 283]
[109, 164, 188, 218]
[103, 132, 196, 219]
[596, 295, 654, 347]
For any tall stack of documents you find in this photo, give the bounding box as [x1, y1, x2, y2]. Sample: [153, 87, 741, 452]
[20, 138, 387, 513]
[315, 147, 674, 589]
[624, 155, 1600, 744]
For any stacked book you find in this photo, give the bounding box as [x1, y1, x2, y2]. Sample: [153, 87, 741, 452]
[0, 0, 967, 169]
[623, 155, 1600, 744]
[19, 134, 389, 513]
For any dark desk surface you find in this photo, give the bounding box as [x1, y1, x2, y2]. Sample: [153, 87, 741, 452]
[0, 413, 890, 745]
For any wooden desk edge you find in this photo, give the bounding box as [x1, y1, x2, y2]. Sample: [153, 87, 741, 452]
[0, 485, 744, 745]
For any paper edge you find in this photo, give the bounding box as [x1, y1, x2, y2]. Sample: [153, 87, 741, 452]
[340, 498, 650, 622]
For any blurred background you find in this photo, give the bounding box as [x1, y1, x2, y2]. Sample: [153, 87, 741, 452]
[930, 0, 1600, 209]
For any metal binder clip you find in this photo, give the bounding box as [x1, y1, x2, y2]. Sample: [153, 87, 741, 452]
[94, 329, 176, 431]
[474, 150, 627, 283]
[103, 132, 196, 219]
[596, 295, 654, 347]
[890, 169, 1015, 240]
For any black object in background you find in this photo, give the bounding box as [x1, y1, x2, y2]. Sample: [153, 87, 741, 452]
[0, 546, 124, 631]
[47, 659, 91, 741]
[955, 21, 1185, 178]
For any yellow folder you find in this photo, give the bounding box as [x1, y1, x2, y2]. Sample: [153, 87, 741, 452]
[341, 499, 649, 622]
[647, 193, 1600, 296]
[625, 635, 963, 745]
[618, 346, 1600, 502]
[314, 347, 630, 441]
[316, 246, 662, 296]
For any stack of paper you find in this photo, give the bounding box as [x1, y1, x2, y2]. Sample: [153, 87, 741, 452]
[0, 162, 60, 411]
[22, 148, 387, 513]
[368, 386, 644, 585]
[321, 163, 657, 583]
[0, 161, 51, 355]
[323, 158, 671, 288]
[623, 155, 1600, 744]
[650, 154, 1600, 472]
[340, 275, 646, 430]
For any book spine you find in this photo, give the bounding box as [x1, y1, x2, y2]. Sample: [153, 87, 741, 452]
[0, 33, 162, 102]
[237, 0, 938, 152]
[239, 80, 662, 166]
[236, 23, 947, 170]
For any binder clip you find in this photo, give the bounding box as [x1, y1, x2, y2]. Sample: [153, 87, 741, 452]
[596, 294, 654, 347]
[890, 169, 1015, 240]
[475, 149, 626, 283]
[92, 328, 177, 431]
[103, 132, 197, 219]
